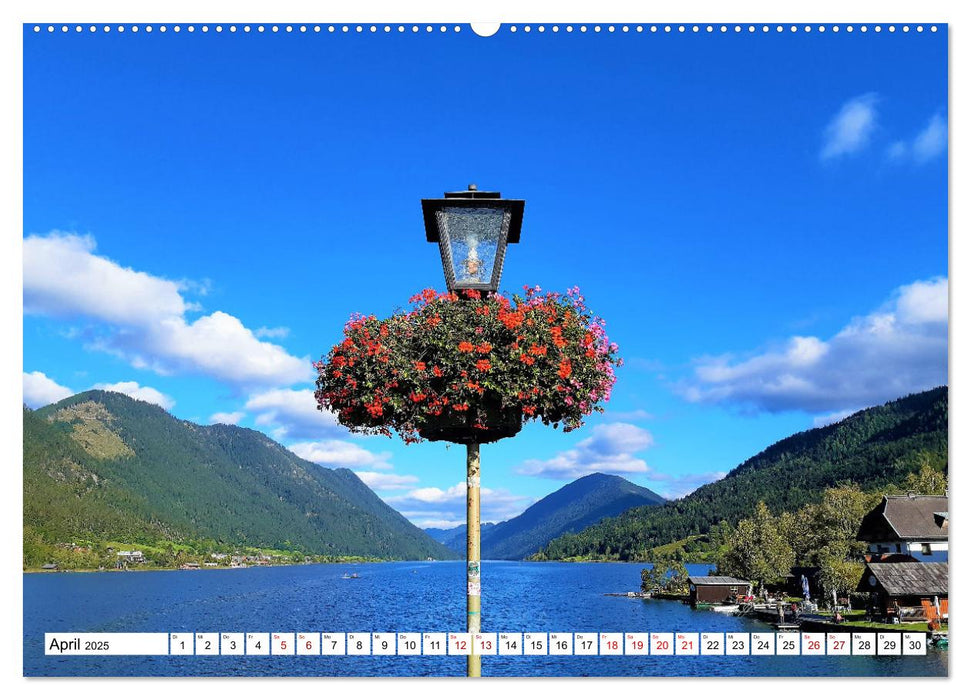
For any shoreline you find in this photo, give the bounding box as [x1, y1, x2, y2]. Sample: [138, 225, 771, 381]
[23, 559, 411, 574]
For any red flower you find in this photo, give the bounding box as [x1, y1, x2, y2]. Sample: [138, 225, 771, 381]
[476, 342, 492, 353]
[452, 403, 469, 412]
[432, 366, 444, 377]
[499, 310, 524, 329]
[558, 359, 572, 379]
[414, 361, 426, 371]
[529, 344, 547, 356]
[519, 354, 535, 366]
[458, 341, 475, 353]
[523, 405, 537, 416]
[476, 359, 492, 372]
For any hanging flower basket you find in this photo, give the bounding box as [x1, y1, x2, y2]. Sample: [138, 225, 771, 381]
[314, 286, 622, 445]
[417, 392, 522, 445]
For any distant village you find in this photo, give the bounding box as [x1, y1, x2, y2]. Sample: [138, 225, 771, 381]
[39, 547, 359, 572]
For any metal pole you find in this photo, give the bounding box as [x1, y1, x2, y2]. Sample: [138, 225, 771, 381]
[466, 442, 481, 677]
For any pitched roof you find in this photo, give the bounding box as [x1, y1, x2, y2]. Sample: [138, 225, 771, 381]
[860, 562, 948, 596]
[857, 495, 948, 541]
[688, 576, 751, 586]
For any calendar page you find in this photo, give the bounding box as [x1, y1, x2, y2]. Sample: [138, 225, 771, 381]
[19, 2, 951, 685]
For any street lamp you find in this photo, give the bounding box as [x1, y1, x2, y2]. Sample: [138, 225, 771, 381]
[422, 184, 524, 294]
[421, 184, 525, 678]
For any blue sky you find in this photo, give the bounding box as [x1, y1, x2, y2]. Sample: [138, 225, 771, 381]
[22, 24, 948, 528]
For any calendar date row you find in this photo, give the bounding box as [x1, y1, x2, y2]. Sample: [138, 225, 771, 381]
[45, 631, 927, 657]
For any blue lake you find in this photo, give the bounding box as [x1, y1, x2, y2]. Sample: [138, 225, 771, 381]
[23, 561, 947, 677]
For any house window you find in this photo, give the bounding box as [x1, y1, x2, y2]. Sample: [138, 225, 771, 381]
[921, 543, 932, 556]
[895, 544, 901, 553]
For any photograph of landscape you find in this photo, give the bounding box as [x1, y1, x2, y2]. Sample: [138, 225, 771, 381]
[22, 17, 948, 680]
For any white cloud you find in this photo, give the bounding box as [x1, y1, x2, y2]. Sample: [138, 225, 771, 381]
[210, 411, 245, 425]
[516, 423, 654, 480]
[353, 471, 420, 491]
[913, 113, 947, 162]
[23, 232, 310, 388]
[255, 326, 290, 339]
[887, 113, 947, 164]
[647, 471, 726, 500]
[420, 519, 465, 530]
[812, 408, 858, 428]
[245, 388, 345, 440]
[92, 381, 176, 410]
[24, 233, 187, 324]
[387, 483, 533, 525]
[290, 439, 393, 470]
[141, 313, 310, 385]
[23, 371, 73, 408]
[681, 277, 948, 413]
[821, 93, 878, 160]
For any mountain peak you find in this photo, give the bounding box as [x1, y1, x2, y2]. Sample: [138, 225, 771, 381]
[25, 391, 456, 563]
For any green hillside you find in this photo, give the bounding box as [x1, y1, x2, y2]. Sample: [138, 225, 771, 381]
[23, 391, 455, 567]
[536, 387, 948, 561]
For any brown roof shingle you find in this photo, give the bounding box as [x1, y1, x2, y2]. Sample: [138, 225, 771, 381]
[688, 576, 751, 586]
[861, 562, 948, 596]
[857, 495, 948, 541]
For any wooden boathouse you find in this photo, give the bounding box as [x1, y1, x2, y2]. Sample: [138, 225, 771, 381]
[687, 576, 752, 607]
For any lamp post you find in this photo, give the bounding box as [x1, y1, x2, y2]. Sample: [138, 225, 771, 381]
[421, 185, 524, 677]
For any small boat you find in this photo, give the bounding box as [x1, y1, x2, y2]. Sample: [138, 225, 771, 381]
[341, 573, 360, 579]
[712, 604, 740, 614]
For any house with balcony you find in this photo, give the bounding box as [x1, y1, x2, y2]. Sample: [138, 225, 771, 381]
[856, 494, 948, 562]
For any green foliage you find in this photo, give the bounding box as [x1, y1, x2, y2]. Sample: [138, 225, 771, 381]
[717, 502, 795, 586]
[24, 392, 457, 568]
[782, 483, 876, 567]
[315, 287, 621, 444]
[901, 459, 948, 495]
[641, 556, 689, 594]
[817, 549, 865, 600]
[538, 387, 947, 561]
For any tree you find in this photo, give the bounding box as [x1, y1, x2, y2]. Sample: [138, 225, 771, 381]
[717, 502, 794, 589]
[902, 460, 948, 495]
[641, 556, 689, 594]
[817, 542, 864, 606]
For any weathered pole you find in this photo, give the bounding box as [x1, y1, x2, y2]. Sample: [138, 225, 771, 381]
[466, 442, 481, 677]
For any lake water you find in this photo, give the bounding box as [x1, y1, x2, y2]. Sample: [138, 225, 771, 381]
[24, 561, 947, 677]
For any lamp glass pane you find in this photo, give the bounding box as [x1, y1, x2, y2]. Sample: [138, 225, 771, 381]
[436, 206, 509, 287]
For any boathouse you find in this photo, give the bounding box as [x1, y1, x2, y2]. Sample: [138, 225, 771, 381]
[856, 561, 948, 623]
[857, 494, 948, 562]
[687, 576, 752, 606]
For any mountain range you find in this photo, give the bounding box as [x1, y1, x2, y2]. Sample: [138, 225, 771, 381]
[23, 391, 455, 564]
[426, 473, 666, 560]
[538, 386, 948, 561]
